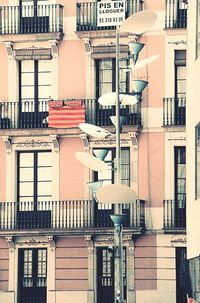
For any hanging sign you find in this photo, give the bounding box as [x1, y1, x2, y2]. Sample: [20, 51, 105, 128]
[97, 0, 126, 27]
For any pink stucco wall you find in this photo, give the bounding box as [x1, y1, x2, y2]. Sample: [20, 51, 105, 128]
[58, 40, 86, 99]
[0, 139, 6, 201]
[138, 132, 165, 207]
[138, 35, 165, 108]
[135, 235, 157, 290]
[0, 237, 9, 291]
[59, 137, 87, 200]
[0, 45, 8, 100]
[145, 0, 165, 11]
[55, 237, 88, 290]
[59, 0, 76, 17]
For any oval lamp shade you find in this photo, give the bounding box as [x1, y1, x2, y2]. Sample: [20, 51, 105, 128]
[93, 149, 109, 160]
[79, 123, 112, 138]
[96, 184, 137, 204]
[120, 10, 157, 35]
[98, 92, 139, 106]
[132, 80, 148, 93]
[75, 152, 109, 172]
[129, 54, 160, 70]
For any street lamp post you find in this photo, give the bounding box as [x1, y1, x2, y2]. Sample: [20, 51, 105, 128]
[76, 10, 158, 303]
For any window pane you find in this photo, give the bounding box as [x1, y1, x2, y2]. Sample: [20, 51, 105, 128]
[21, 73, 34, 86]
[20, 182, 33, 196]
[19, 153, 34, 167]
[38, 182, 51, 195]
[38, 152, 51, 166]
[20, 168, 34, 182]
[38, 167, 51, 181]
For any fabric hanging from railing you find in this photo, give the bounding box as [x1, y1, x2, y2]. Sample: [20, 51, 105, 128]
[48, 100, 85, 128]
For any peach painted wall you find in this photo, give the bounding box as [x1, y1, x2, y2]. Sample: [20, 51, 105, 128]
[138, 35, 165, 108]
[59, 0, 76, 17]
[59, 137, 87, 200]
[144, 0, 165, 11]
[58, 40, 86, 99]
[135, 235, 157, 290]
[55, 237, 88, 290]
[138, 132, 165, 207]
[0, 44, 8, 100]
[0, 237, 9, 291]
[0, 139, 6, 201]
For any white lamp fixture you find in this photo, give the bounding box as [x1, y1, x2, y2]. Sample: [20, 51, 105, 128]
[98, 92, 139, 106]
[79, 123, 112, 138]
[75, 152, 109, 172]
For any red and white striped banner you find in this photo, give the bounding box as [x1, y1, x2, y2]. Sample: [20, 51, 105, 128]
[48, 100, 85, 128]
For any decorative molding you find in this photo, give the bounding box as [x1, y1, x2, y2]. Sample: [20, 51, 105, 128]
[168, 40, 187, 46]
[6, 236, 15, 253]
[80, 134, 90, 151]
[83, 38, 91, 55]
[128, 132, 138, 148]
[2, 136, 12, 153]
[49, 40, 59, 59]
[95, 238, 114, 246]
[92, 137, 130, 146]
[171, 235, 187, 247]
[47, 236, 55, 251]
[15, 139, 51, 148]
[84, 234, 94, 254]
[15, 238, 47, 247]
[168, 136, 186, 141]
[3, 42, 13, 60]
[50, 135, 59, 152]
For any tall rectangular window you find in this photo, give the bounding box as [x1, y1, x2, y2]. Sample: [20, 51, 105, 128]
[18, 248, 47, 303]
[17, 151, 52, 209]
[176, 247, 189, 303]
[96, 58, 129, 98]
[175, 50, 186, 98]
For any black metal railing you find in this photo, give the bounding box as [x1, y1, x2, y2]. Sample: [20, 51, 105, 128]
[163, 97, 186, 126]
[165, 0, 187, 29]
[0, 199, 145, 230]
[0, 4, 63, 34]
[76, 0, 143, 31]
[163, 199, 186, 229]
[0, 99, 141, 129]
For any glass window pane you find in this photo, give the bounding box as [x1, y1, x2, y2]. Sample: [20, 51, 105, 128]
[21, 60, 34, 72]
[20, 153, 34, 167]
[38, 167, 51, 181]
[38, 152, 51, 166]
[21, 86, 34, 99]
[20, 168, 34, 181]
[21, 73, 34, 86]
[38, 60, 51, 72]
[38, 72, 51, 85]
[38, 85, 51, 99]
[20, 182, 33, 196]
[38, 182, 51, 195]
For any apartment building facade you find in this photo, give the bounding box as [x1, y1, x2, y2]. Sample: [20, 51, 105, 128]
[186, 0, 200, 301]
[0, 1, 188, 303]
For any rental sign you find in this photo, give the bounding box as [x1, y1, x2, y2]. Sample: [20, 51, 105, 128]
[97, 0, 126, 27]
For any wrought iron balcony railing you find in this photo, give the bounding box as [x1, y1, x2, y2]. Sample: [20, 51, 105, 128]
[0, 199, 145, 230]
[76, 0, 143, 31]
[163, 97, 186, 126]
[163, 199, 186, 230]
[0, 99, 141, 129]
[165, 0, 187, 29]
[0, 4, 63, 34]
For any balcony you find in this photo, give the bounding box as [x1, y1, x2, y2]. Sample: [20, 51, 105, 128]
[0, 4, 63, 41]
[165, 0, 187, 29]
[76, 0, 143, 32]
[163, 97, 186, 126]
[163, 199, 186, 232]
[0, 199, 145, 231]
[0, 99, 141, 130]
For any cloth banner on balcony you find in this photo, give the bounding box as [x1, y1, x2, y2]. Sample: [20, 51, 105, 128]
[48, 100, 85, 128]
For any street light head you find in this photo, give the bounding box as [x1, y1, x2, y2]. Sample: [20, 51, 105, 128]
[75, 152, 109, 172]
[132, 79, 148, 93]
[128, 41, 145, 64]
[98, 92, 139, 106]
[93, 149, 109, 161]
[110, 115, 126, 130]
[87, 181, 103, 198]
[96, 184, 137, 204]
[79, 123, 112, 138]
[120, 10, 157, 35]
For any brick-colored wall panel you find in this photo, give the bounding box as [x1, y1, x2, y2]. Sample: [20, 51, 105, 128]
[55, 279, 88, 290]
[56, 258, 88, 269]
[56, 247, 88, 258]
[135, 279, 157, 290]
[135, 258, 157, 269]
[56, 269, 88, 280]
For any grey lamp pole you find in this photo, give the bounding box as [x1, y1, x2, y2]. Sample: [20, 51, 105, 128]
[111, 24, 124, 303]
